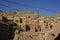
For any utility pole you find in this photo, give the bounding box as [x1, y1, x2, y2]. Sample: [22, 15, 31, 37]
[37, 8, 41, 40]
[37, 8, 39, 32]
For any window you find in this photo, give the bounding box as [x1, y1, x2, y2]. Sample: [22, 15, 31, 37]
[15, 20, 18, 23]
[35, 27, 37, 32]
[26, 25, 30, 32]
[44, 21, 46, 23]
[28, 16, 30, 18]
[50, 25, 52, 29]
[34, 18, 36, 20]
[20, 19, 22, 23]
[39, 26, 41, 31]
[51, 34, 55, 37]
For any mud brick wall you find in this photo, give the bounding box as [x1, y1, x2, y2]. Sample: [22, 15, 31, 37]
[19, 32, 46, 40]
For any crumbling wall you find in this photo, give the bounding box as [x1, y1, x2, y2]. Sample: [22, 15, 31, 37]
[18, 32, 55, 40]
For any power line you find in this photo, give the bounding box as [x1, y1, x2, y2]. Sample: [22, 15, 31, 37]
[0, 3, 18, 10]
[2, 0, 57, 13]
[3, 0, 37, 8]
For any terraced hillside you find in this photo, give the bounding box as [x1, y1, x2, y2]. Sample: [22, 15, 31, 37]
[0, 10, 60, 40]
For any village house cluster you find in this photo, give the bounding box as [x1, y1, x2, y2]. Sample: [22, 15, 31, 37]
[0, 11, 60, 40]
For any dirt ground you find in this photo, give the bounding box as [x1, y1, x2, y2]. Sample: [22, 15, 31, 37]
[13, 32, 54, 40]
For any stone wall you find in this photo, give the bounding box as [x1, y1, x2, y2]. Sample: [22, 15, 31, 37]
[18, 32, 54, 40]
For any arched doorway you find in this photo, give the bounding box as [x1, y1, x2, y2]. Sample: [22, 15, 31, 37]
[26, 24, 30, 32]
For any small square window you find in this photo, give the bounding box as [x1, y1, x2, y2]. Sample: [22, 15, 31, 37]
[50, 25, 52, 29]
[28, 16, 30, 18]
[44, 21, 46, 23]
[15, 20, 18, 23]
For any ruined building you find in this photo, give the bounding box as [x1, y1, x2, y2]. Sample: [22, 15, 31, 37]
[0, 10, 60, 40]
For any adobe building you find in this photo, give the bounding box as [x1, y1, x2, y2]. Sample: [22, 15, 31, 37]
[6, 15, 14, 21]
[1, 11, 60, 40]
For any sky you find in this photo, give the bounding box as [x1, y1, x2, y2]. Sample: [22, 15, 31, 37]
[0, 0, 60, 16]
